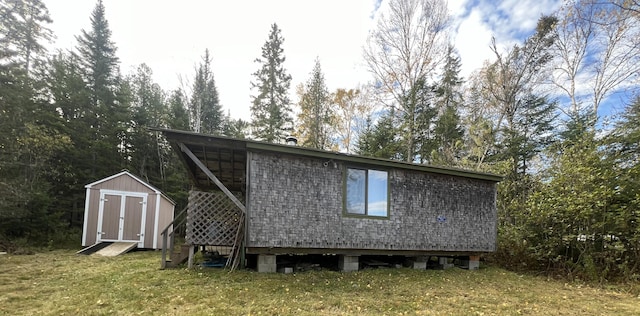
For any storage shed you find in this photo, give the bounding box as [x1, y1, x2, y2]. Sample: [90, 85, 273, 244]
[155, 128, 502, 271]
[82, 171, 175, 249]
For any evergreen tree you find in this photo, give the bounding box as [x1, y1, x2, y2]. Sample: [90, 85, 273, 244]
[221, 110, 248, 138]
[481, 17, 563, 273]
[473, 16, 558, 178]
[189, 49, 223, 134]
[250, 23, 293, 143]
[500, 94, 556, 176]
[606, 96, 640, 279]
[74, 0, 128, 178]
[0, 0, 69, 242]
[296, 58, 335, 150]
[126, 63, 167, 182]
[431, 45, 464, 166]
[613, 96, 640, 161]
[364, 0, 450, 162]
[167, 89, 190, 130]
[76, 0, 120, 110]
[46, 51, 93, 228]
[356, 110, 403, 160]
[45, 0, 128, 228]
[0, 0, 53, 73]
[404, 77, 437, 163]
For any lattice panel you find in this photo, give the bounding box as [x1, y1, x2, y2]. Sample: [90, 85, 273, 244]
[186, 190, 244, 246]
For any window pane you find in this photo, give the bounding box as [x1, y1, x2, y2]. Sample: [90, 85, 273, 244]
[367, 170, 388, 217]
[346, 169, 366, 214]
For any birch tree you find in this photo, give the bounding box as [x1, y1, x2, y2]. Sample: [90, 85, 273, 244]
[334, 86, 377, 154]
[364, 0, 450, 162]
[551, 0, 640, 123]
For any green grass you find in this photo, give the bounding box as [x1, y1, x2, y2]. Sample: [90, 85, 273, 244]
[1, 250, 639, 315]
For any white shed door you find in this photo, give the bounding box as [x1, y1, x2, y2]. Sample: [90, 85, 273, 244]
[97, 191, 147, 247]
[100, 194, 121, 241]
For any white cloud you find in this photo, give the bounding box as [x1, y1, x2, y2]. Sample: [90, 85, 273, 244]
[367, 201, 388, 216]
[450, 0, 562, 78]
[452, 6, 494, 78]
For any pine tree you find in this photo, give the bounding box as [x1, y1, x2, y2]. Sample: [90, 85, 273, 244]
[0, 0, 69, 241]
[126, 63, 167, 182]
[296, 58, 335, 150]
[0, 0, 53, 73]
[167, 89, 190, 130]
[76, 0, 119, 110]
[45, 0, 128, 228]
[402, 77, 437, 163]
[356, 110, 403, 160]
[221, 110, 248, 138]
[75, 0, 128, 178]
[431, 45, 464, 166]
[189, 49, 223, 134]
[46, 51, 93, 228]
[250, 23, 293, 143]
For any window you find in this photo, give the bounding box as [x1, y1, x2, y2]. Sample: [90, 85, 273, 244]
[345, 168, 388, 217]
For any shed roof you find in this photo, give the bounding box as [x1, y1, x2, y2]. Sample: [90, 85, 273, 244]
[153, 128, 502, 191]
[85, 170, 176, 205]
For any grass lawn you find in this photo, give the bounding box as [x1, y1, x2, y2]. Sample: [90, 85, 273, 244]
[1, 250, 639, 315]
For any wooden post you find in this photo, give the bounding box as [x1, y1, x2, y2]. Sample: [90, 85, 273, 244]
[179, 143, 246, 214]
[187, 245, 195, 269]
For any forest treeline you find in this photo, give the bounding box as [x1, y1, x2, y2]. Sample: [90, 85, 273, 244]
[1, 0, 639, 281]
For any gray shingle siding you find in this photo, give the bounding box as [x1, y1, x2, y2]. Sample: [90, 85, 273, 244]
[247, 151, 497, 252]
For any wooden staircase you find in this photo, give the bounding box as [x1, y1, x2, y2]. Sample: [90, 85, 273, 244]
[161, 206, 189, 269]
[160, 191, 245, 270]
[164, 244, 191, 268]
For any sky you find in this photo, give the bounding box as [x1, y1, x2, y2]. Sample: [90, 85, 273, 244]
[43, 0, 563, 121]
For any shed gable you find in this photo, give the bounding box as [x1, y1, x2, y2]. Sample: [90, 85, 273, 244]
[85, 171, 159, 194]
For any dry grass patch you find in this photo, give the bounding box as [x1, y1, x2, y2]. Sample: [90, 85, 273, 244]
[1, 250, 639, 315]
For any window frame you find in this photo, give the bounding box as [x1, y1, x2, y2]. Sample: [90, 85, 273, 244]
[343, 166, 390, 219]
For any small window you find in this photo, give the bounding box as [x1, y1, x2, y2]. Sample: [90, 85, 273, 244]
[345, 168, 388, 217]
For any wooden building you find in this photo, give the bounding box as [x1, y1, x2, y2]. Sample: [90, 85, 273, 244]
[82, 171, 175, 249]
[156, 129, 501, 271]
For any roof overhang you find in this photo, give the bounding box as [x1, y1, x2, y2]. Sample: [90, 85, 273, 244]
[152, 128, 503, 190]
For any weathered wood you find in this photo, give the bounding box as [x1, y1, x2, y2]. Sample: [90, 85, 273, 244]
[93, 242, 137, 257]
[180, 142, 246, 213]
[187, 244, 195, 268]
[245, 247, 481, 257]
[247, 151, 497, 253]
[186, 191, 243, 246]
[160, 205, 188, 269]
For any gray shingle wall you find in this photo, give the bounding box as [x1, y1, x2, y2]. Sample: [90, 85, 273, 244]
[247, 151, 497, 252]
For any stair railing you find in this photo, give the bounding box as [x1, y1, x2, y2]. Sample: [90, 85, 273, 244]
[160, 205, 189, 269]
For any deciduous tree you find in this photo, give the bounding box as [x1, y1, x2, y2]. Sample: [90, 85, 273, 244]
[364, 0, 450, 161]
[333, 86, 376, 154]
[551, 0, 640, 123]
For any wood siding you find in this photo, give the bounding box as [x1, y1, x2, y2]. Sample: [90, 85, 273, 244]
[83, 172, 174, 249]
[155, 195, 176, 248]
[247, 151, 497, 253]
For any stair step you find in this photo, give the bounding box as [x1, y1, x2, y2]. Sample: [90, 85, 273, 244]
[166, 245, 191, 267]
